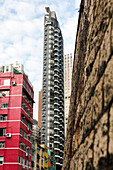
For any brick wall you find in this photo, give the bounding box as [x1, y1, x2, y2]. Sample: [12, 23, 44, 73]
[62, 0, 113, 169]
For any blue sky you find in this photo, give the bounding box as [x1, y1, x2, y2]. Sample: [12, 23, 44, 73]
[0, 0, 81, 120]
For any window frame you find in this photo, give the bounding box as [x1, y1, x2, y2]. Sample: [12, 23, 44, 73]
[1, 103, 8, 108]
[0, 156, 4, 165]
[0, 128, 6, 137]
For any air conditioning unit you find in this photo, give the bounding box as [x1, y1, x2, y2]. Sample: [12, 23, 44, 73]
[11, 81, 16, 86]
[26, 152, 29, 157]
[2, 92, 6, 97]
[6, 133, 12, 138]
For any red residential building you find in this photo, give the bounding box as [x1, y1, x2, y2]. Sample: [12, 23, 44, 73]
[0, 64, 34, 170]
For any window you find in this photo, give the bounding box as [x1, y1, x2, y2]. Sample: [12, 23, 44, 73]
[28, 109, 30, 116]
[26, 147, 30, 157]
[37, 146, 40, 153]
[25, 106, 27, 112]
[37, 154, 40, 163]
[45, 157, 47, 163]
[25, 159, 27, 166]
[49, 144, 52, 148]
[28, 161, 30, 167]
[30, 112, 33, 118]
[45, 148, 47, 153]
[0, 128, 6, 137]
[18, 156, 21, 163]
[29, 88, 31, 95]
[42, 149, 44, 156]
[30, 91, 33, 98]
[2, 91, 9, 96]
[20, 128, 23, 135]
[24, 131, 26, 138]
[6, 66, 9, 72]
[41, 159, 43, 166]
[21, 116, 24, 123]
[0, 115, 7, 121]
[0, 156, 4, 164]
[22, 158, 24, 165]
[27, 134, 30, 140]
[24, 119, 26, 125]
[29, 136, 31, 142]
[19, 142, 21, 149]
[23, 79, 25, 86]
[22, 103, 25, 109]
[4, 79, 10, 86]
[1, 103, 8, 108]
[23, 144, 25, 151]
[26, 84, 28, 91]
[0, 142, 5, 148]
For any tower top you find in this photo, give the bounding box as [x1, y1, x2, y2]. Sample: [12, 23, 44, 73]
[45, 7, 50, 13]
[45, 7, 57, 20]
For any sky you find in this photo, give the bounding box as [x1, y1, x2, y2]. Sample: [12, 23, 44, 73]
[0, 0, 81, 120]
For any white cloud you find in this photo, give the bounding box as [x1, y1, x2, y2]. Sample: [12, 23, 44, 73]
[0, 0, 81, 120]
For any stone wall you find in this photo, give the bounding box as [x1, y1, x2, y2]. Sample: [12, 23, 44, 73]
[62, 0, 113, 169]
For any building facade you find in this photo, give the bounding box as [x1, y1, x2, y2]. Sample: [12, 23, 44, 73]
[0, 63, 34, 170]
[48, 150, 56, 170]
[64, 53, 73, 136]
[38, 90, 42, 127]
[41, 7, 65, 169]
[31, 120, 41, 170]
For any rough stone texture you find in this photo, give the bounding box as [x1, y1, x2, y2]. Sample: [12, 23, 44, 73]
[62, 0, 113, 169]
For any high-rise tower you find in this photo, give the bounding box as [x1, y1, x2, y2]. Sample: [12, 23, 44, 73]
[38, 90, 42, 127]
[41, 7, 64, 169]
[64, 53, 73, 136]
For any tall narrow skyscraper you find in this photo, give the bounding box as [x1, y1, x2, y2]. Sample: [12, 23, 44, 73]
[38, 89, 42, 127]
[64, 53, 73, 136]
[41, 7, 65, 170]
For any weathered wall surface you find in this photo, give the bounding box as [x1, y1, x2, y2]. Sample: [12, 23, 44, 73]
[62, 0, 113, 169]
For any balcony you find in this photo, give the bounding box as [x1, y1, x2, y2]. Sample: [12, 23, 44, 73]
[54, 79, 59, 84]
[54, 147, 60, 151]
[59, 143, 64, 147]
[54, 43, 58, 47]
[54, 68, 59, 72]
[54, 84, 59, 88]
[54, 38, 58, 41]
[54, 108, 59, 113]
[55, 155, 60, 159]
[54, 102, 59, 106]
[54, 127, 60, 131]
[54, 74, 59, 78]
[54, 58, 59, 62]
[54, 134, 60, 137]
[54, 114, 59, 118]
[54, 121, 60, 125]
[54, 62, 58, 66]
[54, 29, 58, 33]
[54, 52, 59, 56]
[54, 140, 60, 144]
